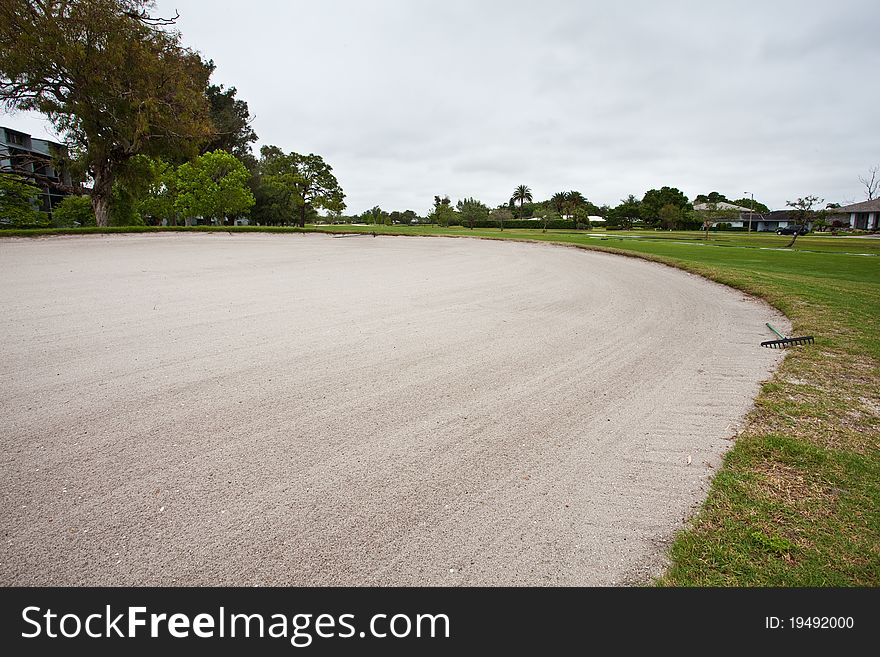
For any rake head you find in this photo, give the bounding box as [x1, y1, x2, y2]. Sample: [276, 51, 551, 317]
[760, 335, 814, 349]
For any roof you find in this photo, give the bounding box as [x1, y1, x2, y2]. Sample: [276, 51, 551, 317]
[693, 201, 753, 212]
[827, 199, 880, 214]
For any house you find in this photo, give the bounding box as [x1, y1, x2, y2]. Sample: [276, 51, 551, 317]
[826, 199, 880, 230]
[751, 210, 811, 232]
[0, 126, 78, 217]
[698, 207, 810, 232]
[694, 202, 757, 229]
[693, 201, 753, 213]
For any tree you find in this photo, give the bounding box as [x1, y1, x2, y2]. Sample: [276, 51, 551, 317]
[127, 156, 176, 225]
[538, 208, 560, 233]
[511, 184, 532, 218]
[202, 73, 258, 161]
[730, 197, 770, 213]
[693, 191, 728, 204]
[606, 195, 641, 230]
[366, 206, 388, 225]
[456, 197, 488, 229]
[428, 195, 455, 227]
[658, 203, 683, 230]
[695, 203, 737, 240]
[784, 195, 822, 247]
[859, 165, 879, 200]
[565, 190, 587, 228]
[174, 150, 255, 224]
[0, 172, 44, 226]
[550, 192, 568, 219]
[52, 194, 96, 227]
[641, 186, 691, 225]
[258, 146, 345, 228]
[489, 206, 512, 231]
[0, 0, 214, 226]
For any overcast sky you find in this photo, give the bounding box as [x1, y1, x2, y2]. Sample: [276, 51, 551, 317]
[3, 0, 878, 213]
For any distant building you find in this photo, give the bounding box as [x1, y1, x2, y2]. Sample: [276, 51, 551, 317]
[0, 126, 78, 217]
[697, 205, 811, 232]
[693, 201, 753, 212]
[826, 199, 880, 230]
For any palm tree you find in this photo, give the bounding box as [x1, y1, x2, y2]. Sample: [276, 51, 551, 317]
[511, 184, 532, 218]
[550, 191, 568, 217]
[566, 190, 586, 228]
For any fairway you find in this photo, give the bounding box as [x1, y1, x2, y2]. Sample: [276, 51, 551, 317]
[0, 233, 786, 585]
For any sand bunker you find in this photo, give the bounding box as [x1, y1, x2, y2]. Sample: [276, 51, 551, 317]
[0, 233, 786, 585]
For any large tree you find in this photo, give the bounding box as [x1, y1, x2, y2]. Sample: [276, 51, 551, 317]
[730, 196, 770, 213]
[511, 184, 532, 218]
[0, 0, 214, 226]
[202, 72, 258, 161]
[641, 186, 691, 225]
[565, 190, 588, 228]
[428, 195, 455, 227]
[258, 146, 345, 227]
[174, 150, 255, 225]
[456, 197, 488, 229]
[606, 194, 641, 229]
[693, 191, 728, 204]
[550, 191, 568, 218]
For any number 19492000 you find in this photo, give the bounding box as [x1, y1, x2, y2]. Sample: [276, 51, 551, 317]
[766, 616, 854, 629]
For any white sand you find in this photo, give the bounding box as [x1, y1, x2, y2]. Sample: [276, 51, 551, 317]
[0, 233, 786, 585]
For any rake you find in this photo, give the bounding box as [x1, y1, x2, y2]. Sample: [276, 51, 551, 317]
[760, 323, 814, 349]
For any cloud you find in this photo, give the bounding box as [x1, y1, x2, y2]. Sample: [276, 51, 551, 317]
[4, 0, 878, 213]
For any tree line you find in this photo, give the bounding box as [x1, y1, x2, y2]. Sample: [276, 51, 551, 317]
[338, 186, 774, 233]
[0, 0, 344, 227]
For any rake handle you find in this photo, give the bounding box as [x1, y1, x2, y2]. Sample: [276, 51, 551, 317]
[766, 323, 786, 339]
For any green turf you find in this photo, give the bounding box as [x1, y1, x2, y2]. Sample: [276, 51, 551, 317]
[3, 224, 878, 585]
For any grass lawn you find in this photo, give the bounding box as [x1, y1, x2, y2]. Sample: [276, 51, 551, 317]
[4, 225, 879, 585]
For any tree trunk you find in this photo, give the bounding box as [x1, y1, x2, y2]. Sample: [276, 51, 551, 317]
[299, 203, 306, 228]
[91, 162, 114, 227]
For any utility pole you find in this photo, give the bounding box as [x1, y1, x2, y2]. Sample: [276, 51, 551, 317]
[744, 191, 755, 233]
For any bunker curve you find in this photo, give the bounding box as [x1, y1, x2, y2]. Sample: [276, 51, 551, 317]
[0, 233, 787, 585]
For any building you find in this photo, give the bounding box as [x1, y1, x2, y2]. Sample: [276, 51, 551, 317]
[826, 199, 880, 230]
[1, 126, 77, 216]
[693, 201, 753, 213]
[698, 207, 810, 232]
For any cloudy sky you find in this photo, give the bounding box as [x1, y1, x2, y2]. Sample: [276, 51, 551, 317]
[4, 0, 878, 213]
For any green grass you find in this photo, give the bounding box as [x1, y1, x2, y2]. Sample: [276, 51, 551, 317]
[3, 224, 878, 585]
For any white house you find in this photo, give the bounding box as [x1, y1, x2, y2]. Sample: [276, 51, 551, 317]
[693, 201, 753, 213]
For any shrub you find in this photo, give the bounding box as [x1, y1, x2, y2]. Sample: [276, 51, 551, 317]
[52, 195, 96, 227]
[0, 172, 45, 227]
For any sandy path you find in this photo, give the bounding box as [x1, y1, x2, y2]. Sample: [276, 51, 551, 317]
[0, 233, 786, 586]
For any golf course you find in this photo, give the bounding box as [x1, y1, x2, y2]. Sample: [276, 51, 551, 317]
[3, 226, 880, 586]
